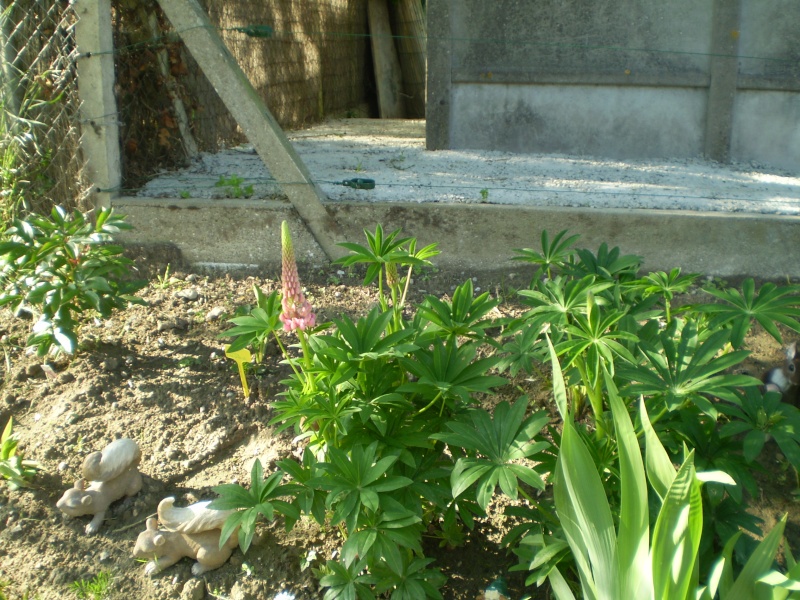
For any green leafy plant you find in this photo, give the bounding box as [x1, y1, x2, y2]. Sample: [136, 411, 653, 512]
[618, 319, 760, 422]
[696, 278, 800, 349]
[0, 418, 40, 490]
[628, 267, 699, 324]
[219, 286, 282, 362]
[0, 206, 146, 355]
[513, 229, 581, 280]
[209, 458, 300, 553]
[334, 224, 439, 329]
[0, 58, 63, 226]
[215, 174, 254, 198]
[153, 263, 172, 289]
[498, 229, 800, 596]
[547, 339, 706, 599]
[720, 387, 800, 473]
[69, 571, 111, 600]
[416, 279, 498, 341]
[432, 397, 549, 511]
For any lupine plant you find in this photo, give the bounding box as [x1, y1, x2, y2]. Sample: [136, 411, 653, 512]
[216, 222, 548, 598]
[217, 224, 800, 599]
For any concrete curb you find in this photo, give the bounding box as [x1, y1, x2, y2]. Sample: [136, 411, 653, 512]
[114, 196, 800, 279]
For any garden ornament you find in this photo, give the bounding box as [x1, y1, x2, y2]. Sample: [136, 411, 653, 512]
[763, 341, 799, 405]
[132, 496, 238, 575]
[56, 438, 142, 534]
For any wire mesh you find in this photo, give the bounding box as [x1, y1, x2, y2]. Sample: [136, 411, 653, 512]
[0, 0, 89, 223]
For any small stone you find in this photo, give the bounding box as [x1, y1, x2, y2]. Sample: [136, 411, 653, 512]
[334, 291, 341, 299]
[98, 550, 111, 562]
[175, 288, 199, 301]
[3, 393, 15, 404]
[205, 307, 225, 322]
[180, 578, 205, 600]
[57, 372, 75, 385]
[58, 461, 69, 472]
[26, 364, 43, 378]
[101, 357, 121, 371]
[186, 274, 199, 283]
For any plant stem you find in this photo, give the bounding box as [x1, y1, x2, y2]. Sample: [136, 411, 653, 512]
[272, 331, 308, 390]
[418, 391, 443, 415]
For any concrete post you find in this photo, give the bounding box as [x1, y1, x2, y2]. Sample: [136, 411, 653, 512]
[426, 0, 452, 150]
[157, 0, 345, 261]
[74, 0, 121, 210]
[704, 0, 742, 162]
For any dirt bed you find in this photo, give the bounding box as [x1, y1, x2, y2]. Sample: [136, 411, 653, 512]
[0, 264, 797, 600]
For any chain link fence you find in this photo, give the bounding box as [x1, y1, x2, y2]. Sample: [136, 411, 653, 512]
[0, 0, 89, 224]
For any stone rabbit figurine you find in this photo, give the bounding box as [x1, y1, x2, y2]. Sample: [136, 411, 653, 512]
[132, 497, 238, 576]
[763, 342, 799, 405]
[56, 438, 142, 534]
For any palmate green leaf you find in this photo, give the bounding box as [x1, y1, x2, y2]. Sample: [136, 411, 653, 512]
[313, 443, 413, 531]
[417, 279, 499, 339]
[569, 242, 643, 282]
[433, 397, 548, 509]
[340, 498, 422, 570]
[327, 307, 416, 362]
[512, 229, 581, 276]
[620, 319, 759, 415]
[372, 555, 446, 600]
[319, 557, 377, 600]
[518, 275, 614, 328]
[398, 338, 507, 404]
[698, 278, 800, 348]
[334, 225, 429, 287]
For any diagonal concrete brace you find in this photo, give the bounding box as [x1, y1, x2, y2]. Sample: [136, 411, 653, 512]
[157, 0, 345, 261]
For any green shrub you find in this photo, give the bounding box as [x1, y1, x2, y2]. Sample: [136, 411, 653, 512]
[0, 206, 145, 356]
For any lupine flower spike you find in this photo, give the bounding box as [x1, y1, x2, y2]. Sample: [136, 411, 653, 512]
[279, 221, 316, 332]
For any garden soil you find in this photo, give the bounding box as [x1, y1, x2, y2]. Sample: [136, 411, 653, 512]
[0, 262, 799, 600]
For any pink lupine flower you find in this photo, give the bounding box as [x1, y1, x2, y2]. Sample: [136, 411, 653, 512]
[279, 221, 316, 332]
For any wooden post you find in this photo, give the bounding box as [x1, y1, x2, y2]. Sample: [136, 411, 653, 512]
[391, 0, 427, 118]
[74, 0, 122, 210]
[368, 0, 406, 118]
[157, 0, 344, 261]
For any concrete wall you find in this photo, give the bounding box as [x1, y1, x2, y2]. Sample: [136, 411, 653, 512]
[427, 0, 800, 171]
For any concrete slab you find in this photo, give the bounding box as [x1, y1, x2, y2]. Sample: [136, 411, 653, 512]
[115, 119, 800, 279]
